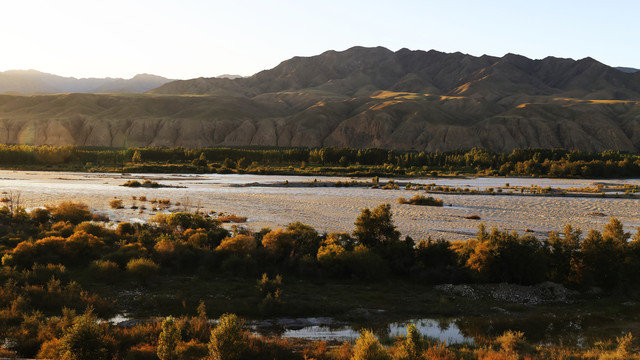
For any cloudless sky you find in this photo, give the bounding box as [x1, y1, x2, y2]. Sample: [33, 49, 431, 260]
[1, 0, 638, 79]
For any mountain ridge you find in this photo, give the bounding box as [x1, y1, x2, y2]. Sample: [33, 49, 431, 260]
[0, 70, 172, 94]
[150, 47, 640, 102]
[0, 46, 639, 152]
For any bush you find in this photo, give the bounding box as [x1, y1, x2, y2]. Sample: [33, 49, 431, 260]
[124, 344, 158, 360]
[116, 222, 137, 237]
[50, 201, 93, 224]
[352, 329, 389, 360]
[397, 195, 443, 206]
[176, 340, 208, 360]
[126, 258, 159, 283]
[90, 260, 120, 282]
[30, 207, 51, 224]
[216, 235, 256, 255]
[495, 330, 528, 355]
[110, 199, 124, 209]
[261, 229, 295, 259]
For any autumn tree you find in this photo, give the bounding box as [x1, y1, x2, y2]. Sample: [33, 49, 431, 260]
[60, 310, 109, 360]
[157, 316, 181, 360]
[209, 313, 247, 360]
[132, 150, 142, 163]
[352, 329, 390, 360]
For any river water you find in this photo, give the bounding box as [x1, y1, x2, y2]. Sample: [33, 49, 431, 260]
[1, 170, 639, 240]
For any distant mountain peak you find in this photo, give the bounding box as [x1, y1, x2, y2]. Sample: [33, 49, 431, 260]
[0, 70, 172, 94]
[616, 66, 640, 73]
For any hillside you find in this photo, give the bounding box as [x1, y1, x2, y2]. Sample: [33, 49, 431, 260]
[0, 70, 172, 94]
[0, 47, 639, 151]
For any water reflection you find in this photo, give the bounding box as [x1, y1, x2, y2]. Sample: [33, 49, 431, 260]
[250, 313, 640, 347]
[254, 318, 472, 344]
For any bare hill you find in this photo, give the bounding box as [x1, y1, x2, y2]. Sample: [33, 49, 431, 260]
[1, 47, 639, 152]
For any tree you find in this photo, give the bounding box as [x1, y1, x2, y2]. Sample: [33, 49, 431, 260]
[209, 313, 247, 360]
[157, 316, 181, 360]
[132, 150, 142, 163]
[352, 329, 390, 360]
[353, 204, 400, 247]
[392, 324, 423, 360]
[217, 234, 256, 255]
[580, 229, 624, 287]
[546, 224, 582, 284]
[192, 152, 207, 167]
[60, 310, 109, 360]
[286, 221, 321, 256]
[603, 217, 630, 244]
[261, 229, 295, 258]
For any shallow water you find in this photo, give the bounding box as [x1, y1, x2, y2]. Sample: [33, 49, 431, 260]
[252, 313, 640, 346]
[253, 317, 472, 344]
[1, 170, 639, 240]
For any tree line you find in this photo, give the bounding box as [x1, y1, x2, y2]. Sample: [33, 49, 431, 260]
[1, 144, 640, 178]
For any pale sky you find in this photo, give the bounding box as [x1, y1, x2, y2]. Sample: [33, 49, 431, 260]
[1, 0, 638, 80]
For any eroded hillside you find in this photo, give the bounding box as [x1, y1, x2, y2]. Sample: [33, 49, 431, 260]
[1, 47, 639, 151]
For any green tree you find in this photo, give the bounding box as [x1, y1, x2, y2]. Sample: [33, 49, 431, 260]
[209, 313, 248, 360]
[60, 310, 109, 360]
[157, 316, 181, 360]
[353, 204, 400, 248]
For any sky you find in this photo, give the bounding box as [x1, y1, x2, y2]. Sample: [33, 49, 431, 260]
[1, 0, 638, 80]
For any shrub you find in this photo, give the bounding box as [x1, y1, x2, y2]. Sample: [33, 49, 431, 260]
[217, 234, 256, 255]
[176, 340, 208, 360]
[89, 260, 120, 282]
[110, 199, 124, 209]
[352, 329, 389, 360]
[30, 207, 51, 224]
[26, 263, 67, 285]
[397, 195, 443, 206]
[124, 344, 158, 360]
[50, 201, 93, 224]
[126, 258, 159, 283]
[75, 222, 105, 237]
[261, 229, 295, 258]
[496, 330, 527, 354]
[217, 214, 248, 223]
[122, 180, 142, 187]
[116, 222, 137, 237]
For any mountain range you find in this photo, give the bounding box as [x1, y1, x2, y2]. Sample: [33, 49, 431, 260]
[0, 70, 173, 94]
[0, 47, 639, 152]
